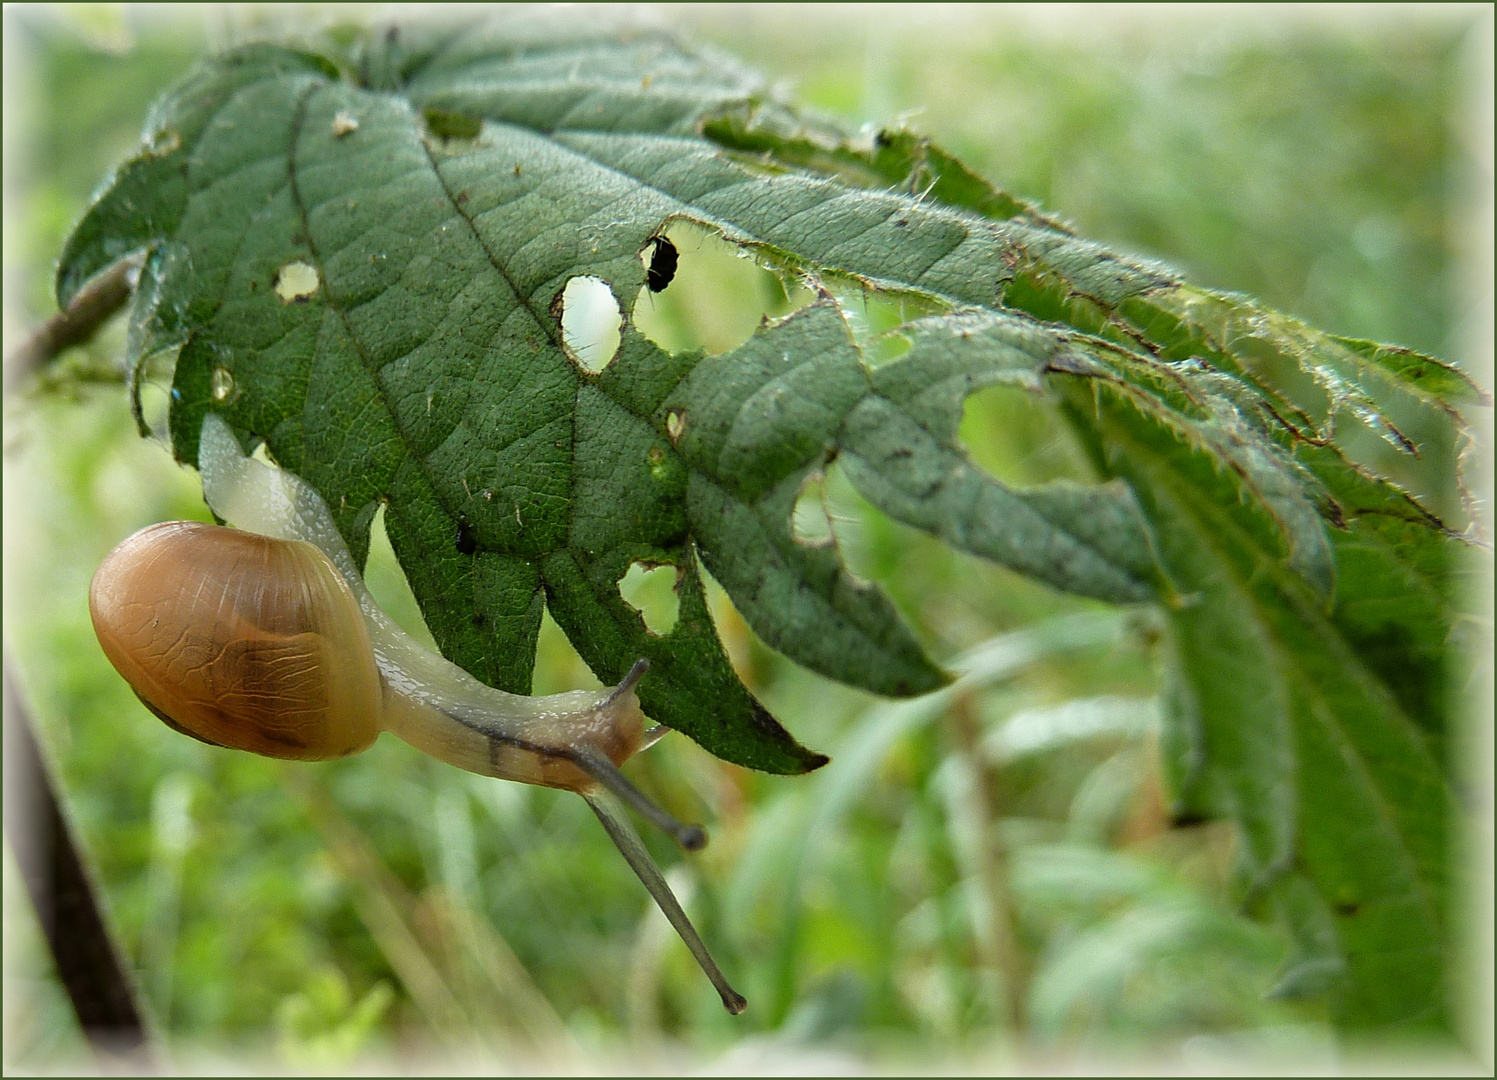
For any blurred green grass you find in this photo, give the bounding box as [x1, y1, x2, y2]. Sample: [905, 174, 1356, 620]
[3, 4, 1483, 1072]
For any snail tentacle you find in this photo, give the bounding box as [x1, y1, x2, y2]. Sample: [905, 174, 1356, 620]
[584, 789, 747, 1014]
[571, 743, 707, 852]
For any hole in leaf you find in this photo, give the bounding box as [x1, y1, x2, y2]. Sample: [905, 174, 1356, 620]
[790, 461, 876, 585]
[819, 276, 948, 356]
[618, 562, 680, 636]
[693, 561, 754, 681]
[533, 610, 607, 696]
[364, 505, 439, 650]
[824, 459, 878, 586]
[866, 331, 913, 368]
[137, 382, 171, 443]
[665, 409, 685, 443]
[557, 276, 623, 373]
[791, 472, 835, 548]
[274, 261, 319, 303]
[644, 236, 678, 292]
[632, 220, 814, 356]
[959, 383, 1098, 488]
[134, 342, 182, 443]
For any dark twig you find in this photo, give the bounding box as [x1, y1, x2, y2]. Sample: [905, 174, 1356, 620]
[5, 252, 155, 1068]
[4, 255, 140, 392]
[4, 660, 159, 1072]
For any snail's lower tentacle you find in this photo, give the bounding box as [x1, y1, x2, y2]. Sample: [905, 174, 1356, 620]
[582, 789, 747, 1015]
[571, 744, 707, 852]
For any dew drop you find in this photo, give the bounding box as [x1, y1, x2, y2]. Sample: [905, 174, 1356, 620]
[209, 367, 236, 403]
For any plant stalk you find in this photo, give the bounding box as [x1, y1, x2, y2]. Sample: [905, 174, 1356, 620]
[947, 690, 1026, 1032]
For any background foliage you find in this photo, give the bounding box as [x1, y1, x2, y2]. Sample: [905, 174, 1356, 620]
[4, 4, 1490, 1072]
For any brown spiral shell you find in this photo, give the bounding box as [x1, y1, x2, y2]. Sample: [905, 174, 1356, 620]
[89, 521, 382, 760]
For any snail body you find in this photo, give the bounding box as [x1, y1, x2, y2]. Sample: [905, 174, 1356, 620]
[90, 413, 744, 1013]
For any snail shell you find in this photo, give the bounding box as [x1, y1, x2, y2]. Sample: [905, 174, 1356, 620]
[90, 522, 380, 760]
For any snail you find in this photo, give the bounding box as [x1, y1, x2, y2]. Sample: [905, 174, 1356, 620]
[89, 412, 746, 1014]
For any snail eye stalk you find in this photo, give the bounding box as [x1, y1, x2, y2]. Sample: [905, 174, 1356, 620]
[583, 789, 747, 1014]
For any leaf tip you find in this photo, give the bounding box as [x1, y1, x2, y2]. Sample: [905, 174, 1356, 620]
[745, 698, 829, 773]
[893, 663, 955, 698]
[793, 749, 832, 773]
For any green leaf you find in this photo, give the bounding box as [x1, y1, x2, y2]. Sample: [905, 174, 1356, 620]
[57, 12, 1483, 1025]
[838, 313, 1159, 604]
[702, 106, 1065, 230]
[663, 304, 945, 697]
[659, 301, 1155, 689]
[1054, 369, 1454, 1028]
[1324, 334, 1491, 408]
